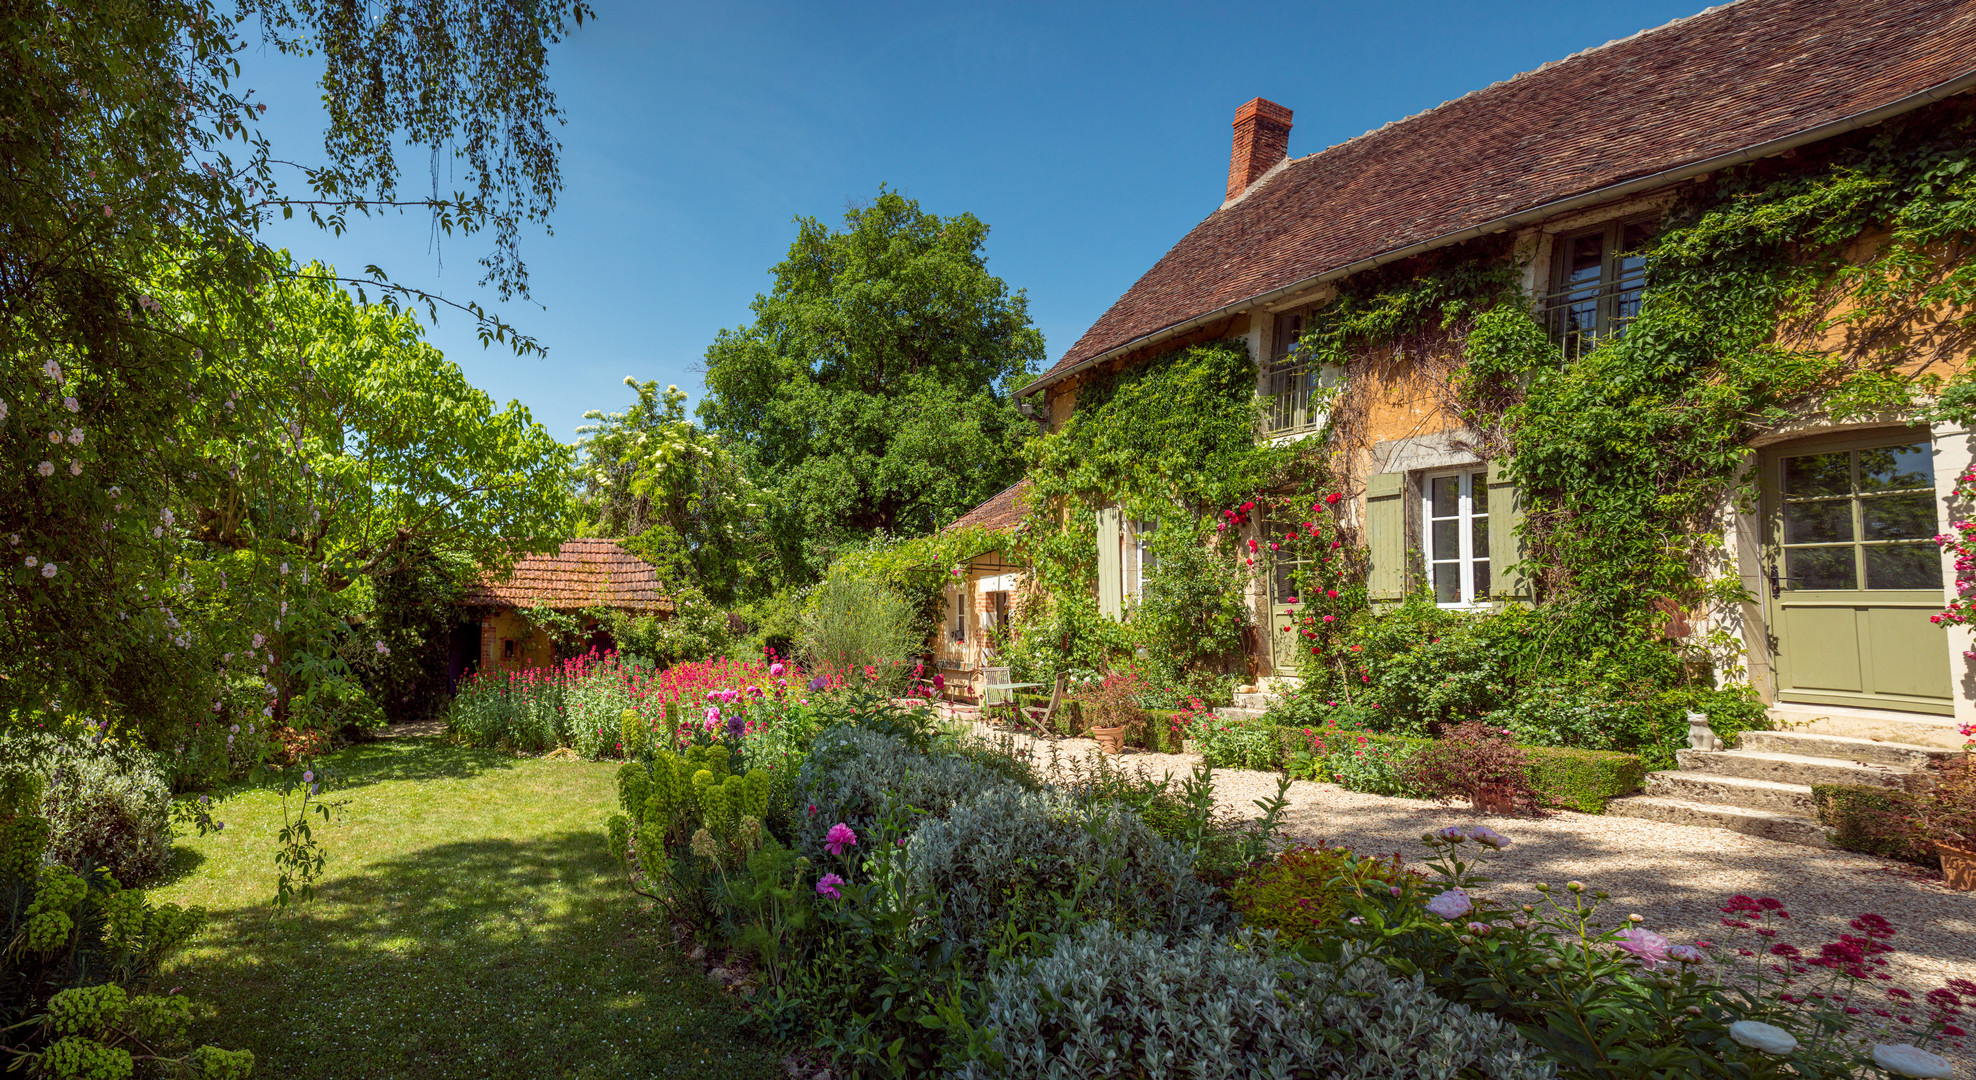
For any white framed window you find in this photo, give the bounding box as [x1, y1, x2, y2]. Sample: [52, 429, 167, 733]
[1130, 518, 1158, 599]
[1423, 469, 1491, 606]
[949, 585, 969, 642]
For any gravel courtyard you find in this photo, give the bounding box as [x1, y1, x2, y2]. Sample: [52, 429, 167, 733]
[962, 717, 1976, 1000]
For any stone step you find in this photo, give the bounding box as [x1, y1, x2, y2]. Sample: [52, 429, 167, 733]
[1606, 796, 1833, 849]
[1736, 729, 1954, 768]
[1674, 748, 1906, 789]
[1768, 706, 1967, 751]
[1232, 692, 1275, 711]
[1644, 771, 1815, 815]
[1213, 706, 1270, 723]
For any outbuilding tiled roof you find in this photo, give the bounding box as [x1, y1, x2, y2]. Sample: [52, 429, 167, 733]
[1039, 0, 1976, 384]
[463, 538, 673, 613]
[945, 478, 1033, 534]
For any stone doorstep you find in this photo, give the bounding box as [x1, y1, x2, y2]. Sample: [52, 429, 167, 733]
[1675, 748, 1907, 789]
[1736, 729, 1956, 769]
[1232, 691, 1275, 711]
[1768, 706, 1968, 752]
[1644, 771, 1816, 815]
[1212, 706, 1270, 723]
[1606, 796, 1835, 849]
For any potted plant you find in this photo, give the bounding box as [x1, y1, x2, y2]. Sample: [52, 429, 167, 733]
[1072, 668, 1149, 755]
[1919, 758, 1976, 890]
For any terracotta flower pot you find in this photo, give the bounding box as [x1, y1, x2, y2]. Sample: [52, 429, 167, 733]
[1090, 724, 1130, 754]
[1470, 783, 1518, 816]
[1937, 841, 1976, 891]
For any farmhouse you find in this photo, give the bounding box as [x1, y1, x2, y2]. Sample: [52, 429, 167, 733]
[957, 0, 1976, 738]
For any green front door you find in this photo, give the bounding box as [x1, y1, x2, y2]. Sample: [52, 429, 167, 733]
[1764, 430, 1952, 715]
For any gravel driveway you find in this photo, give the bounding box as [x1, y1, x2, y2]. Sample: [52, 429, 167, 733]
[960, 716, 1976, 1004]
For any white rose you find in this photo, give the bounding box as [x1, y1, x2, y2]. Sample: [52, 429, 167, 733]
[1728, 1021, 1797, 1056]
[1873, 1044, 1954, 1079]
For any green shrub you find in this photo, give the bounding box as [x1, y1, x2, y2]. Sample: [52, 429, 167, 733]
[1229, 843, 1421, 943]
[1811, 784, 1932, 864]
[801, 576, 917, 678]
[956, 924, 1556, 1080]
[1523, 745, 1648, 814]
[899, 785, 1225, 959]
[1275, 727, 1643, 812]
[0, 735, 173, 886]
[1189, 714, 1280, 769]
[794, 727, 1009, 856]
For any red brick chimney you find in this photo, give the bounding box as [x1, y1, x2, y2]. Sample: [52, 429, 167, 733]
[1226, 98, 1293, 201]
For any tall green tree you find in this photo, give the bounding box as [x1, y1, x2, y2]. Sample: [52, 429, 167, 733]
[698, 188, 1045, 581]
[1, 1, 587, 726]
[577, 378, 761, 605]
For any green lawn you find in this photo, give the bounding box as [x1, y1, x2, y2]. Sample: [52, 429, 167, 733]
[152, 738, 780, 1080]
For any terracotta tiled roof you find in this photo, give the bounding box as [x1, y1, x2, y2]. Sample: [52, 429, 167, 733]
[1038, 0, 1976, 384]
[945, 478, 1033, 534]
[463, 538, 673, 613]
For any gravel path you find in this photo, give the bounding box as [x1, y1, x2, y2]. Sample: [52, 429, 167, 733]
[952, 710, 1976, 1004]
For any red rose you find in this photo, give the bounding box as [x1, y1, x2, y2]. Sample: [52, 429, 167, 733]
[1324, 492, 1342, 505]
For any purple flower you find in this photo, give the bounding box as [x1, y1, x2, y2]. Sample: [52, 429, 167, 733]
[807, 674, 827, 692]
[1616, 927, 1672, 969]
[816, 873, 845, 900]
[824, 823, 858, 856]
[1424, 888, 1472, 919]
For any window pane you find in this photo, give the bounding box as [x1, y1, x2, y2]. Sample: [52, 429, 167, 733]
[1783, 498, 1853, 544]
[1472, 475, 1489, 514]
[1858, 442, 1933, 492]
[1783, 452, 1850, 498]
[1862, 492, 1937, 541]
[1621, 220, 1656, 255]
[1785, 546, 1855, 590]
[1431, 519, 1459, 560]
[1430, 475, 1458, 517]
[1432, 563, 1461, 604]
[1471, 515, 1489, 554]
[1473, 560, 1490, 599]
[1865, 545, 1938, 590]
[1565, 233, 1604, 283]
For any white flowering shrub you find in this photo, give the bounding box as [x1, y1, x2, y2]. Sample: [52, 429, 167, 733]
[900, 785, 1225, 957]
[0, 735, 172, 886]
[959, 924, 1556, 1080]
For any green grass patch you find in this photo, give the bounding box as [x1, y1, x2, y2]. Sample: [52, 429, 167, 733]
[152, 738, 778, 1080]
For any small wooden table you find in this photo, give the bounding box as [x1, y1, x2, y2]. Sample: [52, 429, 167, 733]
[982, 681, 1043, 725]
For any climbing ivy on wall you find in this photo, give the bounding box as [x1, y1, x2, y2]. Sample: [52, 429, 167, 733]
[1007, 340, 1335, 682]
[1253, 97, 1976, 743]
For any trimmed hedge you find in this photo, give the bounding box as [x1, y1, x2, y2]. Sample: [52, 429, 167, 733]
[1811, 783, 1934, 865]
[1274, 726, 1644, 814]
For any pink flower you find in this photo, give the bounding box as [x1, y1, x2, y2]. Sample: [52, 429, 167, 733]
[1616, 927, 1672, 969]
[816, 873, 845, 900]
[825, 823, 858, 856]
[769, 662, 785, 677]
[1424, 888, 1472, 919]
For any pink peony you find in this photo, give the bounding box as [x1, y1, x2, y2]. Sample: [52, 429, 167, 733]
[816, 873, 845, 900]
[1424, 888, 1472, 919]
[1616, 927, 1672, 969]
[824, 823, 858, 856]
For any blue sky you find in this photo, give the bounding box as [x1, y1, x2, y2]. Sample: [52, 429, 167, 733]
[247, 0, 1705, 441]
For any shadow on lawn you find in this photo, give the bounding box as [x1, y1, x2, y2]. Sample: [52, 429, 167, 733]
[316, 738, 526, 789]
[178, 831, 776, 1080]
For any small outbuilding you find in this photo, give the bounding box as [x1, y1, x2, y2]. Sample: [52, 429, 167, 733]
[458, 538, 672, 677]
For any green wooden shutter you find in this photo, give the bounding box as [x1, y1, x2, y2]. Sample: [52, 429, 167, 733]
[1365, 472, 1407, 602]
[1096, 508, 1123, 620]
[1486, 459, 1529, 601]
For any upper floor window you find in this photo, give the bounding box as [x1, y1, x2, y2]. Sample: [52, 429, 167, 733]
[1264, 309, 1328, 435]
[1541, 219, 1653, 360]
